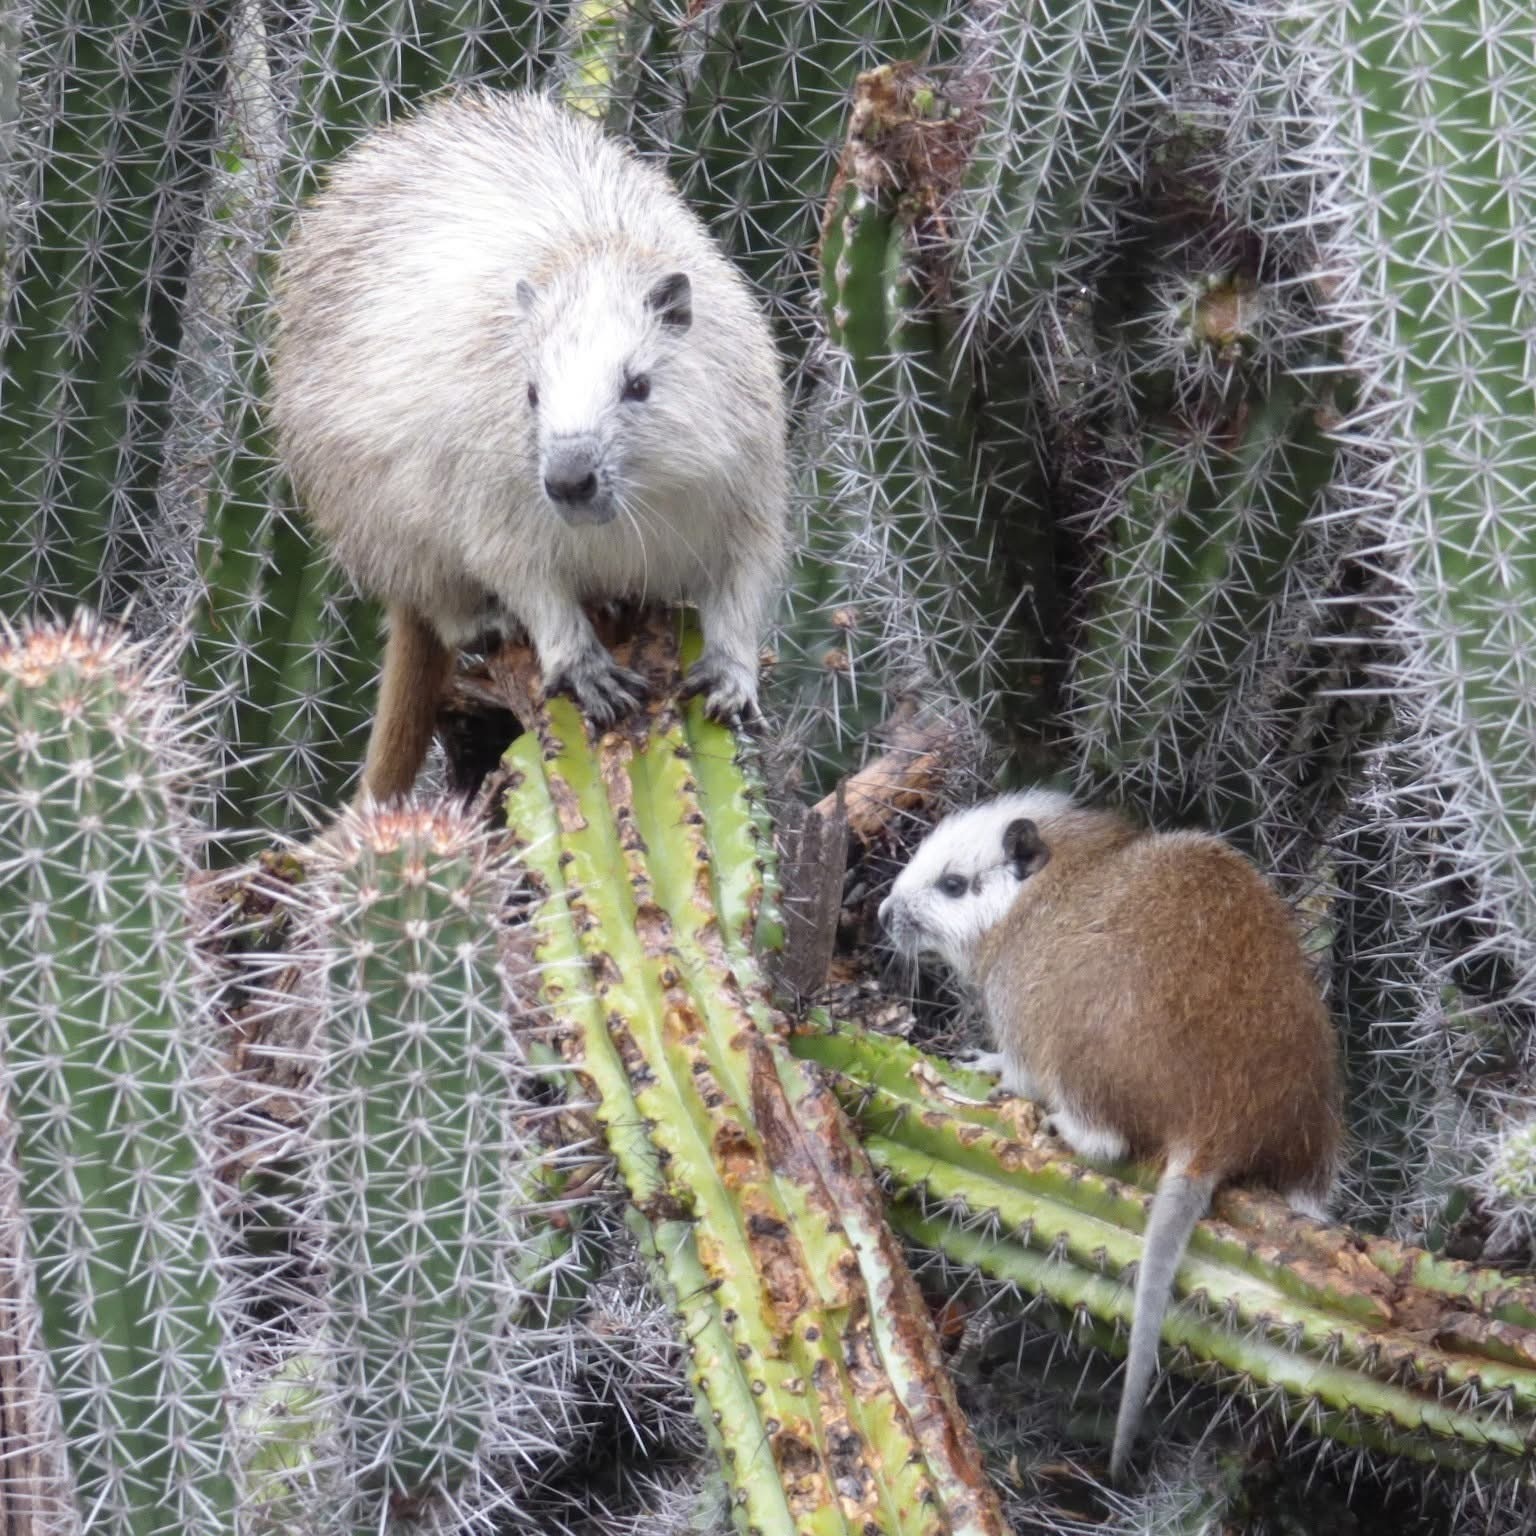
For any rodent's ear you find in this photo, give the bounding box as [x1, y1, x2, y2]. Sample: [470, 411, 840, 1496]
[516, 279, 538, 316]
[647, 271, 692, 332]
[1002, 818, 1051, 881]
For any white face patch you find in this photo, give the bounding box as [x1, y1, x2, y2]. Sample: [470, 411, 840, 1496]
[519, 259, 685, 522]
[878, 790, 1073, 981]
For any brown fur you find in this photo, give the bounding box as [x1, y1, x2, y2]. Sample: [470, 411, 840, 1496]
[977, 808, 1340, 1199]
[361, 606, 455, 802]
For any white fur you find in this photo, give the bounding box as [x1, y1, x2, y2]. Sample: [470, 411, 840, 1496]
[272, 89, 787, 701]
[1284, 1188, 1331, 1221]
[1047, 1106, 1130, 1164]
[878, 790, 1074, 978]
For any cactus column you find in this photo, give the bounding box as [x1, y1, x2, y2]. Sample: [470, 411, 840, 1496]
[1295, 0, 1536, 998]
[502, 640, 1008, 1536]
[0, 617, 237, 1536]
[295, 800, 580, 1530]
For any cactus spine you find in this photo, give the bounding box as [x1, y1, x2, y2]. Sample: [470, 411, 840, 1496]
[0, 616, 236, 1534]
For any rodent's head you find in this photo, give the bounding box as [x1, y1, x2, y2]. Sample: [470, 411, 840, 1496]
[517, 261, 695, 528]
[879, 790, 1073, 979]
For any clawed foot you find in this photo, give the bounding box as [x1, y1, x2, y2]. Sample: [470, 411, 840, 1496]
[545, 649, 650, 728]
[955, 1048, 1009, 1080]
[680, 650, 763, 728]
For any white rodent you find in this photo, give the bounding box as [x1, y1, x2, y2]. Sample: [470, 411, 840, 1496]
[880, 790, 1341, 1482]
[271, 88, 789, 799]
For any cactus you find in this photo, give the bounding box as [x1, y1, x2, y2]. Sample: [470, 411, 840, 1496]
[778, 66, 1053, 786]
[952, 0, 1155, 349]
[1478, 1116, 1536, 1252]
[1284, 0, 1536, 1004]
[294, 799, 584, 1527]
[0, 615, 236, 1534]
[643, 0, 954, 354]
[4, 0, 1536, 1528]
[503, 650, 1009, 1536]
[789, 1018, 1536, 1479]
[0, 3, 229, 622]
[1066, 375, 1342, 830]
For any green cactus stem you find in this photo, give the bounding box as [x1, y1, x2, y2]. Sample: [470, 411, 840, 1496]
[502, 619, 1009, 1536]
[956, 0, 1155, 340]
[1067, 373, 1340, 825]
[782, 63, 1053, 785]
[656, 0, 954, 350]
[299, 800, 574, 1523]
[0, 2, 228, 619]
[789, 1017, 1536, 1477]
[0, 615, 237, 1535]
[557, 0, 653, 126]
[1294, 0, 1536, 995]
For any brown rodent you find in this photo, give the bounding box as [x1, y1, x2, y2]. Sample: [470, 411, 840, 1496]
[271, 89, 788, 801]
[879, 788, 1341, 1481]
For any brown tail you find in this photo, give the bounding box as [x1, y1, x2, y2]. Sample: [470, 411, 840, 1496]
[359, 606, 454, 803]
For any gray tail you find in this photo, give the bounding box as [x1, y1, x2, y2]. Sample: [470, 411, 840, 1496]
[1109, 1168, 1218, 1484]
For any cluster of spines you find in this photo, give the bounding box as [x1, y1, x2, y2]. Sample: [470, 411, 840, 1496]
[1476, 1114, 1536, 1252]
[289, 797, 584, 1530]
[0, 614, 236, 1535]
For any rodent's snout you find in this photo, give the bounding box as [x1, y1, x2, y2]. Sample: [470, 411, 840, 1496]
[880, 892, 928, 960]
[545, 468, 598, 505]
[541, 437, 616, 526]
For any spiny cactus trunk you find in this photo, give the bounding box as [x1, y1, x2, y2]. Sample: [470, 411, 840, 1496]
[502, 622, 1008, 1536]
[791, 65, 1054, 782]
[0, 2, 228, 621]
[228, 799, 598, 1531]
[0, 616, 237, 1535]
[1292, 0, 1536, 1004]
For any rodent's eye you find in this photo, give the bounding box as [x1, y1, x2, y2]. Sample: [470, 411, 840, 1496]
[527, 382, 539, 409]
[937, 873, 969, 899]
[622, 373, 651, 403]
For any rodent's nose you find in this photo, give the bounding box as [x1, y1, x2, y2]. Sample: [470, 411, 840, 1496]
[544, 470, 598, 506]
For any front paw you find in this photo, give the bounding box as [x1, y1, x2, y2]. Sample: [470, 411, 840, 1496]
[545, 650, 649, 728]
[680, 651, 762, 727]
[955, 1048, 1009, 1080]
